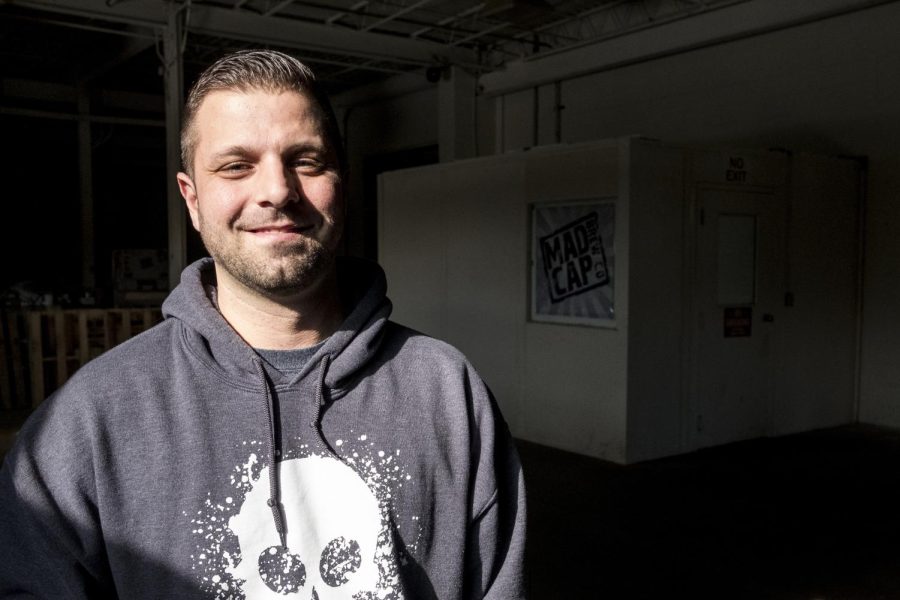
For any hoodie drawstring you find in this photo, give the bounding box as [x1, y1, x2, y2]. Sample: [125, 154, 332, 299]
[254, 358, 288, 549]
[254, 353, 336, 550]
[310, 354, 340, 459]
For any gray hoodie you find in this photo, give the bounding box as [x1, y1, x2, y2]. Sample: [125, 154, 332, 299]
[0, 258, 526, 599]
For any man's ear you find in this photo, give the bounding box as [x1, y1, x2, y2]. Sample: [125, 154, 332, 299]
[176, 172, 201, 232]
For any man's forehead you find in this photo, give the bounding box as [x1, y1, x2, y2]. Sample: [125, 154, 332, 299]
[192, 87, 329, 148]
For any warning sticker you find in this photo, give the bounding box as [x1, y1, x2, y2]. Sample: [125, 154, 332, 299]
[724, 307, 752, 337]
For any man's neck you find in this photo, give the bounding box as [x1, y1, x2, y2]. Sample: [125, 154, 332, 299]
[213, 266, 343, 350]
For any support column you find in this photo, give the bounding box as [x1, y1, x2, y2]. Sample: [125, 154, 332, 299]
[163, 2, 186, 290]
[77, 86, 95, 290]
[438, 66, 477, 162]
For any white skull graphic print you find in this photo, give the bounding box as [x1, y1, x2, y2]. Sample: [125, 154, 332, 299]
[228, 455, 394, 599]
[187, 438, 413, 599]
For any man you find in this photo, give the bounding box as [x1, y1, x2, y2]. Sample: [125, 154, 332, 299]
[0, 50, 526, 599]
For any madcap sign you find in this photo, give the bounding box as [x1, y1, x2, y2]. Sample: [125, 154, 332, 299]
[532, 200, 616, 326]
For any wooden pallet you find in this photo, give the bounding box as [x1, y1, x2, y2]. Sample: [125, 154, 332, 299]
[0, 310, 29, 415]
[21, 308, 163, 408]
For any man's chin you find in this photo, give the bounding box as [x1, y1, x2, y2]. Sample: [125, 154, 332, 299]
[231, 257, 335, 298]
[203, 231, 339, 298]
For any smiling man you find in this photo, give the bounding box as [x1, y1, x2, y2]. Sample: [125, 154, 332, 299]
[177, 83, 346, 349]
[0, 50, 526, 599]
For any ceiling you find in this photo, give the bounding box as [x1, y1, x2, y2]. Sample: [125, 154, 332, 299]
[1, 0, 745, 103]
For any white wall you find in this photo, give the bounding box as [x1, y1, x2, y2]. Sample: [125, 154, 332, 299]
[860, 158, 900, 427]
[622, 143, 861, 462]
[521, 143, 627, 461]
[379, 141, 630, 463]
[360, 1, 900, 448]
[490, 1, 900, 433]
[624, 141, 686, 463]
[493, 3, 900, 157]
[380, 137, 865, 463]
[777, 154, 861, 433]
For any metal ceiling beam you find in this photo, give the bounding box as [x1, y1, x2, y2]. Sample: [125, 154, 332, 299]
[282, 0, 526, 49]
[526, 0, 630, 40]
[11, 0, 480, 67]
[0, 11, 158, 39]
[481, 0, 900, 95]
[360, 0, 436, 32]
[326, 1, 369, 25]
[411, 3, 483, 38]
[0, 105, 164, 126]
[1, 77, 164, 111]
[187, 4, 477, 66]
[448, 18, 507, 46]
[263, 0, 295, 17]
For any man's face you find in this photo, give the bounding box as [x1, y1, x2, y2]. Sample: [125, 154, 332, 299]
[177, 88, 343, 297]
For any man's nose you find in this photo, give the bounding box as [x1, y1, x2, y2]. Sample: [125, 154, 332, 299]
[256, 161, 300, 208]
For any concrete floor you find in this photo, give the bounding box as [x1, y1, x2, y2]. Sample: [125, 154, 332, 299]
[518, 425, 900, 599]
[3, 420, 898, 598]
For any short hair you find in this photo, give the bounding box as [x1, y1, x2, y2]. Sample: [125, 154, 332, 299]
[180, 49, 346, 177]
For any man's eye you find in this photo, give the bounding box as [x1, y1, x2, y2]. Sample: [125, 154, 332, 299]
[222, 163, 250, 172]
[292, 158, 326, 172]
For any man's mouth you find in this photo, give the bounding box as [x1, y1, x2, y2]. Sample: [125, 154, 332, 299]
[244, 223, 310, 240]
[248, 224, 302, 233]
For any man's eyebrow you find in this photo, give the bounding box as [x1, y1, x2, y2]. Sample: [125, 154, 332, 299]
[284, 142, 329, 155]
[208, 146, 254, 162]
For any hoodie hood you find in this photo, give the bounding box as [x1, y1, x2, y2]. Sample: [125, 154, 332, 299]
[162, 256, 394, 550]
[161, 256, 393, 390]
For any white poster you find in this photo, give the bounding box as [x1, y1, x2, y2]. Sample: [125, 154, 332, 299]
[531, 200, 616, 326]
